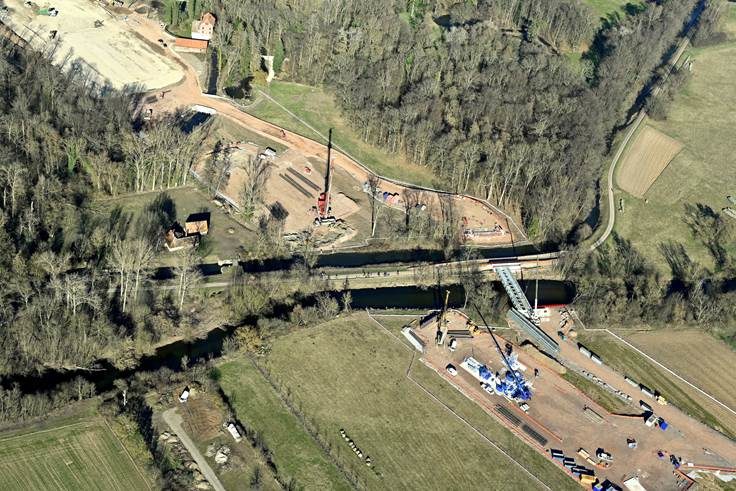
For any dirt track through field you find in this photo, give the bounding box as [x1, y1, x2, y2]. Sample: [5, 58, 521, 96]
[617, 125, 683, 197]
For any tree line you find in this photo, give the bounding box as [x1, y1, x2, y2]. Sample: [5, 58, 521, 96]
[562, 203, 736, 339]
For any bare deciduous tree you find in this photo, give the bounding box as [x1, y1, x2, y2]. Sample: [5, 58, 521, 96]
[239, 156, 271, 220]
[175, 249, 203, 310]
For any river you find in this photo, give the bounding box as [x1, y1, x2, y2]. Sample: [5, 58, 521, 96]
[0, 281, 573, 395]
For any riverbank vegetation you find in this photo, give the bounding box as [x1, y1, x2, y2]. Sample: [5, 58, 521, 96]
[0, 42, 222, 375]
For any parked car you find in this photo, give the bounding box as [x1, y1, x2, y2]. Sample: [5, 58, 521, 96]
[446, 364, 457, 376]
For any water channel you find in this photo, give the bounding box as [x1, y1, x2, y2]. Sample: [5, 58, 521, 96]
[0, 278, 573, 396]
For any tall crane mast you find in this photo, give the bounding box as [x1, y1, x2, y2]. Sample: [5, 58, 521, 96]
[317, 128, 333, 220]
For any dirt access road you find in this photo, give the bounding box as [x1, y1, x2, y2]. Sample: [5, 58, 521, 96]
[162, 408, 226, 491]
[128, 12, 524, 244]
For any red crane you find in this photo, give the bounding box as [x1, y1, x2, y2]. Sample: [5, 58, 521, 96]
[317, 128, 333, 220]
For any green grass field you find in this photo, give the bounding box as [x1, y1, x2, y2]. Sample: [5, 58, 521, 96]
[561, 370, 632, 414]
[577, 331, 736, 439]
[226, 313, 575, 490]
[614, 5, 736, 273]
[246, 81, 437, 187]
[583, 0, 638, 19]
[0, 411, 150, 491]
[218, 358, 350, 490]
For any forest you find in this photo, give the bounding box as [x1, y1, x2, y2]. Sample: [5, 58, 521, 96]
[198, 0, 704, 241]
[561, 202, 736, 343]
[0, 43, 211, 377]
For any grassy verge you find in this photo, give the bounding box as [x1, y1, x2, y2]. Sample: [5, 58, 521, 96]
[254, 312, 575, 490]
[583, 0, 642, 19]
[246, 81, 437, 187]
[0, 402, 151, 490]
[577, 332, 736, 439]
[561, 370, 631, 414]
[218, 358, 349, 490]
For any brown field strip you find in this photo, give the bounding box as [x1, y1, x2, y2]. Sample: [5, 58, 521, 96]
[617, 125, 683, 197]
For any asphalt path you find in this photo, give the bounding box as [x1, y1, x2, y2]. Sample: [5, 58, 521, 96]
[162, 408, 226, 491]
[591, 36, 692, 251]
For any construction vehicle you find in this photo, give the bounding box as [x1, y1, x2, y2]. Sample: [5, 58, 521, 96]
[315, 129, 335, 225]
[468, 321, 480, 336]
[596, 449, 613, 462]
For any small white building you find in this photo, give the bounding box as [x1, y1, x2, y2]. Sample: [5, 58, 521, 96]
[401, 327, 425, 353]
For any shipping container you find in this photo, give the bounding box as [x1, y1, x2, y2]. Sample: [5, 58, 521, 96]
[640, 384, 655, 398]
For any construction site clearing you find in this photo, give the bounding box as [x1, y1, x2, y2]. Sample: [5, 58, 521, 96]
[190, 135, 513, 249]
[402, 305, 736, 491]
[2, 0, 184, 90]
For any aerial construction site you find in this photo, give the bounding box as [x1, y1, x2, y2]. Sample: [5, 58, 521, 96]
[402, 266, 736, 491]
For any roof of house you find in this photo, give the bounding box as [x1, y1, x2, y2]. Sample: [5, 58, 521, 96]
[185, 221, 208, 235]
[185, 212, 210, 235]
[174, 37, 208, 50]
[200, 12, 216, 26]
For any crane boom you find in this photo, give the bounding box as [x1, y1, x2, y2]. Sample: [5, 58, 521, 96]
[317, 128, 333, 219]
